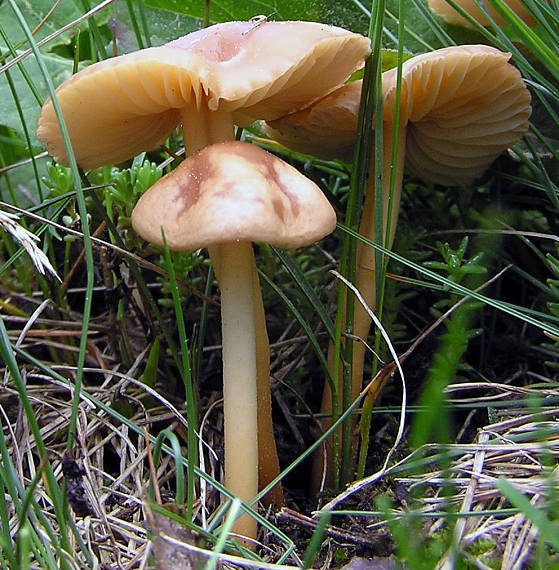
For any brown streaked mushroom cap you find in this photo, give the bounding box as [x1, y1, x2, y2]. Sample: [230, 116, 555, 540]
[36, 20, 370, 170]
[263, 80, 362, 162]
[131, 141, 336, 250]
[427, 0, 538, 27]
[381, 45, 531, 186]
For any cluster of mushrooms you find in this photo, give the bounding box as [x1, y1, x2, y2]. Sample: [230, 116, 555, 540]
[36, 12, 531, 545]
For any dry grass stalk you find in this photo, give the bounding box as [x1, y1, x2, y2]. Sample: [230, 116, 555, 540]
[0, 209, 60, 281]
[0, 351, 227, 568]
[400, 399, 557, 567]
[317, 381, 559, 568]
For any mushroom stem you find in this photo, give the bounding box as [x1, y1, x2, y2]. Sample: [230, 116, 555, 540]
[253, 288, 285, 504]
[179, 106, 235, 153]
[180, 106, 284, 506]
[353, 119, 407, 397]
[217, 240, 259, 542]
[314, 119, 407, 491]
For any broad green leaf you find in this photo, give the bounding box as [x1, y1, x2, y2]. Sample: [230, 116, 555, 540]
[384, 0, 488, 53]
[0, 0, 109, 50]
[145, 0, 370, 33]
[112, 1, 200, 48]
[0, 157, 49, 208]
[380, 49, 412, 71]
[0, 52, 74, 144]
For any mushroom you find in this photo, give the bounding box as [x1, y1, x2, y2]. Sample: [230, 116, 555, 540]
[264, 44, 531, 487]
[427, 0, 539, 27]
[36, 19, 370, 505]
[36, 20, 371, 169]
[131, 140, 336, 542]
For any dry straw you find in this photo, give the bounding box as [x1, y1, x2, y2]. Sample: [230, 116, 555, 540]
[0, 209, 60, 281]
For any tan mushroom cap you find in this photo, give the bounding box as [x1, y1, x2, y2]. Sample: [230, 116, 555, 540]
[264, 45, 530, 184]
[382, 45, 531, 185]
[131, 141, 336, 250]
[36, 21, 370, 170]
[263, 80, 361, 162]
[428, 0, 538, 27]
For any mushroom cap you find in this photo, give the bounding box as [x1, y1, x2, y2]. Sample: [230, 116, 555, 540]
[263, 45, 530, 185]
[427, 0, 538, 27]
[263, 80, 362, 162]
[382, 45, 531, 185]
[130, 141, 336, 250]
[36, 21, 370, 170]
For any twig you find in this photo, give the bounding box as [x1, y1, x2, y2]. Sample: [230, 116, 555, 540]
[60, 220, 106, 296]
[277, 507, 375, 547]
[0, 152, 48, 174]
[144, 427, 162, 505]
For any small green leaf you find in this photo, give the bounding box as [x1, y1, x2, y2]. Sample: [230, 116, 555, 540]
[142, 338, 160, 389]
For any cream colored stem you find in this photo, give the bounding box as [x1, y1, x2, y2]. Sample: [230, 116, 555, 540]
[313, 120, 407, 492]
[217, 241, 258, 543]
[180, 106, 236, 153]
[211, 246, 284, 506]
[180, 105, 284, 506]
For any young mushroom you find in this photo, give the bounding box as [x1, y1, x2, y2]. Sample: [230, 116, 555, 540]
[131, 140, 336, 543]
[36, 19, 370, 506]
[264, 44, 532, 488]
